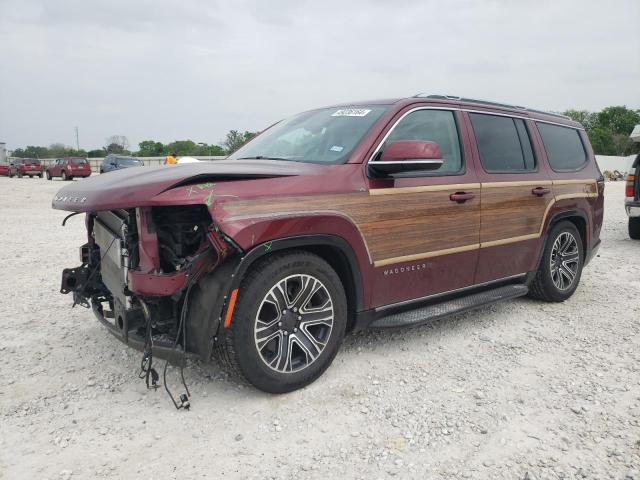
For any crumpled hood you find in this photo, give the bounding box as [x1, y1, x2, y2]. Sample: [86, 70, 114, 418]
[52, 160, 325, 212]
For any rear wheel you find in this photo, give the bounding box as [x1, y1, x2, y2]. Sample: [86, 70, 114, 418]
[528, 221, 584, 302]
[216, 251, 347, 393]
[629, 217, 640, 240]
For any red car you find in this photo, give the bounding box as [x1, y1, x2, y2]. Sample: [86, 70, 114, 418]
[46, 157, 92, 180]
[53, 95, 604, 395]
[10, 158, 43, 178]
[0, 163, 9, 176]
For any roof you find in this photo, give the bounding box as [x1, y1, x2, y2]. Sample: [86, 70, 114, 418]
[329, 94, 581, 128]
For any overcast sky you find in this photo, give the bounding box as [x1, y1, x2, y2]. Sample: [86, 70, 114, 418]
[0, 0, 638, 152]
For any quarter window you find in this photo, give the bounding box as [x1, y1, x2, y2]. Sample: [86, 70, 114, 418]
[470, 113, 536, 172]
[382, 109, 462, 174]
[536, 123, 587, 171]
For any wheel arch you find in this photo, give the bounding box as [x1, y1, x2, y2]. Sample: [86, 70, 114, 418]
[547, 209, 588, 256]
[231, 235, 364, 330]
[527, 208, 589, 285]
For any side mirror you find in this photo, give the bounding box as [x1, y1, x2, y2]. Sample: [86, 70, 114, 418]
[369, 140, 444, 176]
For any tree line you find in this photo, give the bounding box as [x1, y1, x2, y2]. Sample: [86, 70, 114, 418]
[11, 130, 257, 159]
[10, 106, 640, 159]
[562, 106, 639, 156]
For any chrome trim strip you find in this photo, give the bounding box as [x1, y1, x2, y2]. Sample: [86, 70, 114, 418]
[375, 273, 527, 312]
[367, 106, 584, 165]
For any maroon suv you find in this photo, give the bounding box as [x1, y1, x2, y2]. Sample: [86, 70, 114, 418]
[10, 158, 43, 178]
[53, 95, 604, 394]
[46, 157, 92, 180]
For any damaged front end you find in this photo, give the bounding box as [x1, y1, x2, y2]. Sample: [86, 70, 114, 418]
[60, 205, 238, 365]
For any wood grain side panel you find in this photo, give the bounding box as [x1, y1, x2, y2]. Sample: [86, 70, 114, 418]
[552, 181, 598, 198]
[221, 188, 480, 264]
[480, 186, 553, 243]
[359, 190, 480, 260]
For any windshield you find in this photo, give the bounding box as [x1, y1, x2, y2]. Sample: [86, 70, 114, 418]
[118, 158, 142, 166]
[229, 106, 388, 164]
[71, 158, 87, 165]
[25, 159, 41, 165]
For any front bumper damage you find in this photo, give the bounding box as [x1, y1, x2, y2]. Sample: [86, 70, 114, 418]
[59, 207, 240, 365]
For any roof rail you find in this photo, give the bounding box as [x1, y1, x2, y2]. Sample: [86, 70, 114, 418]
[412, 93, 571, 120]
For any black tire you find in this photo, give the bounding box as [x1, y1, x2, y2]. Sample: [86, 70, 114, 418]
[46, 171, 52, 180]
[216, 251, 347, 393]
[38, 173, 43, 178]
[528, 221, 584, 302]
[629, 217, 640, 240]
[61, 171, 67, 181]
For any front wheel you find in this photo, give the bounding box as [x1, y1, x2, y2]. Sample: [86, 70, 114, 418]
[528, 221, 584, 302]
[629, 217, 640, 240]
[216, 251, 347, 393]
[61, 171, 67, 181]
[46, 171, 52, 180]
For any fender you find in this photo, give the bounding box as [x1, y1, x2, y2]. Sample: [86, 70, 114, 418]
[217, 213, 374, 308]
[188, 234, 366, 362]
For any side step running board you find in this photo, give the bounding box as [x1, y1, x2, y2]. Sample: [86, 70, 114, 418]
[369, 284, 529, 329]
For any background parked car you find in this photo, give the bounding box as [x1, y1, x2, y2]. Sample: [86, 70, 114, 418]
[0, 163, 9, 176]
[99, 155, 144, 173]
[46, 157, 92, 181]
[9, 158, 43, 178]
[625, 154, 640, 239]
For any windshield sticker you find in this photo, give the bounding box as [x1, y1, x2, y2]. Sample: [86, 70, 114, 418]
[330, 145, 344, 152]
[331, 108, 371, 117]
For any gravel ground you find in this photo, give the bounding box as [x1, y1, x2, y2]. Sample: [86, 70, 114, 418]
[1, 177, 639, 480]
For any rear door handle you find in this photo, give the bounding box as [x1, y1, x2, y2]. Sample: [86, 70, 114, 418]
[531, 186, 551, 196]
[449, 192, 475, 203]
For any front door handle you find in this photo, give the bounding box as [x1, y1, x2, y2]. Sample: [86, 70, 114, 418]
[449, 192, 475, 203]
[531, 186, 551, 196]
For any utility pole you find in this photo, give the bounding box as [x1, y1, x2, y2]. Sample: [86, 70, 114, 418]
[75, 126, 80, 151]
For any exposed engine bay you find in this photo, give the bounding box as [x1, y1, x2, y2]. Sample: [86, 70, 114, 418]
[59, 204, 235, 409]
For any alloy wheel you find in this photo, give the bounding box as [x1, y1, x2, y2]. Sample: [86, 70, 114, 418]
[254, 274, 334, 373]
[549, 231, 580, 291]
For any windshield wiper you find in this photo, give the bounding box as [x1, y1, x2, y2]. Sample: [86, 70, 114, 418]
[237, 156, 292, 161]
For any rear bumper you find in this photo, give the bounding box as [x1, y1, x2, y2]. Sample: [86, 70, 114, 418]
[626, 202, 640, 217]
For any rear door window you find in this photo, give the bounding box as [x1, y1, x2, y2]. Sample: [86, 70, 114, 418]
[536, 123, 587, 172]
[469, 113, 536, 172]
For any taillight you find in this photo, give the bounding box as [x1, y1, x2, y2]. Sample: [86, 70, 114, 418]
[626, 174, 635, 198]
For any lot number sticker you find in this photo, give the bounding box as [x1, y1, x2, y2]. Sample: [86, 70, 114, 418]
[332, 109, 371, 117]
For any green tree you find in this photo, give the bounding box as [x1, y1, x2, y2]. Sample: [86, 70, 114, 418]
[596, 106, 640, 136]
[562, 110, 598, 130]
[104, 143, 125, 154]
[166, 140, 198, 156]
[87, 149, 105, 158]
[193, 143, 225, 156]
[587, 127, 616, 156]
[13, 145, 50, 158]
[137, 140, 166, 157]
[222, 130, 257, 154]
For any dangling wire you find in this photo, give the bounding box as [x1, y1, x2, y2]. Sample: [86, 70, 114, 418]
[138, 300, 159, 389]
